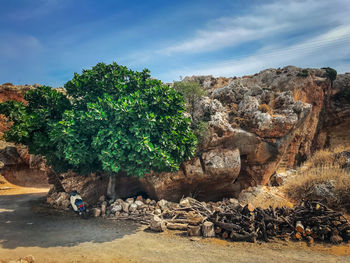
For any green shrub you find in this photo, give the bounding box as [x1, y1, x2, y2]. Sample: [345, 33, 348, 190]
[173, 80, 209, 151]
[322, 67, 337, 82]
[297, 69, 309, 78]
[0, 62, 197, 177]
[193, 121, 210, 152]
[173, 80, 206, 120]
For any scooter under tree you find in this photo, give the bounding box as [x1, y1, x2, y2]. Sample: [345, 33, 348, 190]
[70, 191, 89, 219]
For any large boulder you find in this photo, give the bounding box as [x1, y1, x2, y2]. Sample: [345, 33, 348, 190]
[142, 148, 241, 201]
[0, 146, 24, 168]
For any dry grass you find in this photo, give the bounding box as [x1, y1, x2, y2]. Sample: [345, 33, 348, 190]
[283, 147, 350, 211]
[304, 146, 350, 168]
[305, 149, 335, 168]
[283, 166, 350, 211]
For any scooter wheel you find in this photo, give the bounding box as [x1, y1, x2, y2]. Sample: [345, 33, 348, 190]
[80, 211, 89, 219]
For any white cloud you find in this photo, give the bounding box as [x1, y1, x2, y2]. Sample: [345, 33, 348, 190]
[161, 24, 350, 80]
[158, 0, 350, 56]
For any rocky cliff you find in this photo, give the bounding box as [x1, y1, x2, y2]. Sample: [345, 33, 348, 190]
[1, 67, 350, 204]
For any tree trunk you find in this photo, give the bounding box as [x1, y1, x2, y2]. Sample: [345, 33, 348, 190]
[107, 174, 116, 199]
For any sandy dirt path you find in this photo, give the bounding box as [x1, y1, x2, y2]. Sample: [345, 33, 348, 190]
[1, 186, 350, 263]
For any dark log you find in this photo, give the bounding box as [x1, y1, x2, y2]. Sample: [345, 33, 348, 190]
[215, 227, 222, 234]
[260, 219, 268, 242]
[330, 234, 343, 244]
[343, 230, 350, 241]
[214, 221, 241, 232]
[222, 231, 229, 239]
[242, 204, 255, 215]
[305, 227, 311, 236]
[295, 232, 302, 240]
[230, 232, 257, 243]
[306, 236, 314, 246]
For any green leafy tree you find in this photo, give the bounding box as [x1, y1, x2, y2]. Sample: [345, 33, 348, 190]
[0, 62, 197, 198]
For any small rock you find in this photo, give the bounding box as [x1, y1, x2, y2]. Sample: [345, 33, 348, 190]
[111, 204, 122, 213]
[56, 192, 70, 206]
[149, 200, 156, 206]
[270, 172, 288, 186]
[121, 202, 130, 213]
[136, 195, 143, 201]
[92, 208, 101, 217]
[149, 216, 166, 232]
[115, 198, 123, 204]
[154, 208, 162, 215]
[101, 201, 108, 215]
[99, 195, 105, 202]
[46, 197, 55, 206]
[135, 200, 144, 208]
[145, 198, 151, 204]
[115, 211, 120, 217]
[126, 198, 134, 204]
[129, 203, 138, 213]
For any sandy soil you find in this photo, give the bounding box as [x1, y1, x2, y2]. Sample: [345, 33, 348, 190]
[1, 181, 350, 263]
[0, 174, 48, 195]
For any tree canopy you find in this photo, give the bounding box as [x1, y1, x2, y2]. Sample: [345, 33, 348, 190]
[0, 62, 197, 177]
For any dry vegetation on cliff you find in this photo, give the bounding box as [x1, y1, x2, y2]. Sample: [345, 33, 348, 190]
[284, 167, 350, 210]
[283, 147, 350, 212]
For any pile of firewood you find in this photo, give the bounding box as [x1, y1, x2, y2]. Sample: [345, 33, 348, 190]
[148, 198, 350, 245]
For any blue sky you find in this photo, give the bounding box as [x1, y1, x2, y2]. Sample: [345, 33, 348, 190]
[1, 0, 349, 87]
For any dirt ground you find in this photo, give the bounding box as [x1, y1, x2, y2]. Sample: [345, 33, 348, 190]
[1, 180, 350, 263]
